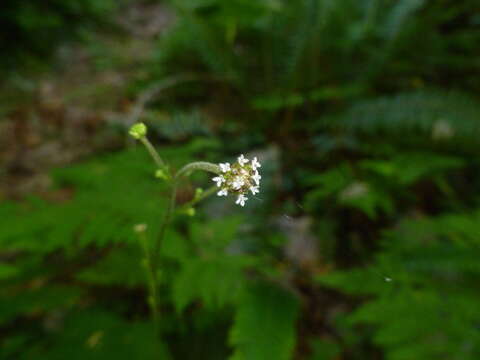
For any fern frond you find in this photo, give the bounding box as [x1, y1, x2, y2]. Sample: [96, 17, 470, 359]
[0, 140, 217, 253]
[229, 281, 299, 360]
[172, 256, 253, 313]
[146, 108, 212, 141]
[319, 210, 480, 360]
[331, 90, 480, 142]
[382, 0, 426, 41]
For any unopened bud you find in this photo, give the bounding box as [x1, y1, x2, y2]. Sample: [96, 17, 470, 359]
[134, 223, 147, 233]
[129, 123, 147, 139]
[194, 188, 203, 199]
[155, 169, 168, 180]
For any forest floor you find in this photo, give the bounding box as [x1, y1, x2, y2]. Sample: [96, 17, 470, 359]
[0, 2, 173, 199]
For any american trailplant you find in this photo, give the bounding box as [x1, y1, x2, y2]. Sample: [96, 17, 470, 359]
[128, 122, 261, 338]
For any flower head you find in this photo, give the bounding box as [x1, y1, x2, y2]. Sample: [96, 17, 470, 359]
[212, 154, 262, 206]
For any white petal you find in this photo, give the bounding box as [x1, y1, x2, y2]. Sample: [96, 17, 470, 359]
[252, 171, 261, 185]
[220, 163, 231, 172]
[232, 177, 244, 189]
[236, 194, 248, 206]
[217, 188, 228, 196]
[212, 175, 224, 187]
[251, 157, 261, 170]
[238, 154, 249, 166]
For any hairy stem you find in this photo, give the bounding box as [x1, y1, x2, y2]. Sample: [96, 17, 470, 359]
[140, 137, 167, 169]
[176, 161, 221, 179]
[176, 185, 218, 214]
[147, 179, 178, 338]
[136, 143, 220, 341]
[151, 181, 177, 279]
[137, 231, 160, 338]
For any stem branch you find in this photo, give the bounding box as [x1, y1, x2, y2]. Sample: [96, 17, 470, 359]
[137, 231, 160, 338]
[140, 137, 167, 169]
[136, 142, 220, 342]
[176, 185, 218, 214]
[176, 161, 221, 179]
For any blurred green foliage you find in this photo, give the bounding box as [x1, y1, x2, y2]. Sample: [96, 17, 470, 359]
[0, 0, 117, 74]
[2, 0, 480, 359]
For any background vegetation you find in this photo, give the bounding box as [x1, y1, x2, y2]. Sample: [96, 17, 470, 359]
[2, 0, 480, 359]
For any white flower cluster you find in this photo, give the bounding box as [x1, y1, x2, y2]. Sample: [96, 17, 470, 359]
[212, 154, 261, 206]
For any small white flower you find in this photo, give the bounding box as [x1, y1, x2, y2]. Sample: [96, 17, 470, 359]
[212, 175, 225, 187]
[214, 154, 262, 207]
[238, 154, 249, 166]
[232, 177, 244, 190]
[219, 163, 231, 172]
[251, 157, 261, 171]
[236, 194, 248, 206]
[252, 171, 261, 185]
[217, 188, 228, 196]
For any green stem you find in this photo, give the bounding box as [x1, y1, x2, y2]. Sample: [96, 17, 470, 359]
[136, 137, 169, 339]
[137, 231, 160, 338]
[136, 140, 220, 341]
[151, 181, 178, 277]
[140, 137, 167, 170]
[176, 161, 221, 179]
[143, 181, 177, 341]
[176, 185, 218, 214]
[146, 162, 219, 331]
[144, 181, 177, 340]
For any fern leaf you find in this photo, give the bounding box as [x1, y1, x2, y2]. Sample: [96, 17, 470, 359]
[172, 256, 253, 313]
[229, 281, 299, 360]
[332, 90, 480, 142]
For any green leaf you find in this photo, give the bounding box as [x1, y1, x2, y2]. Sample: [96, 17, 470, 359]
[0, 285, 83, 324]
[172, 256, 253, 313]
[229, 281, 299, 360]
[308, 338, 341, 360]
[0, 263, 19, 279]
[24, 309, 171, 360]
[76, 246, 145, 288]
[361, 152, 465, 185]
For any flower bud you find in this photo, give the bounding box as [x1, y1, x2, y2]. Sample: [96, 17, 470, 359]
[194, 188, 204, 199]
[155, 169, 168, 180]
[129, 122, 147, 139]
[134, 223, 148, 233]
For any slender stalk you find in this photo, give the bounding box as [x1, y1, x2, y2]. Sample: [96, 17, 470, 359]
[136, 136, 170, 339]
[176, 161, 221, 179]
[136, 230, 160, 338]
[140, 137, 166, 169]
[176, 185, 218, 214]
[136, 136, 220, 341]
[151, 181, 178, 282]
